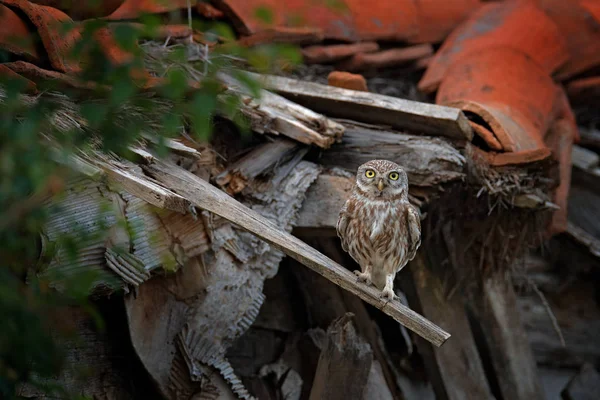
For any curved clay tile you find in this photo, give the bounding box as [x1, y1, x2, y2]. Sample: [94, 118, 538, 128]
[0, 3, 40, 63]
[536, 0, 600, 80]
[29, 0, 123, 19]
[409, 0, 481, 44]
[0, 0, 82, 73]
[212, 0, 480, 43]
[436, 46, 558, 157]
[419, 0, 568, 94]
[212, 0, 358, 41]
[106, 0, 189, 20]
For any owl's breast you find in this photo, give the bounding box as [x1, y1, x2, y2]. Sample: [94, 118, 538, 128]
[368, 202, 401, 240]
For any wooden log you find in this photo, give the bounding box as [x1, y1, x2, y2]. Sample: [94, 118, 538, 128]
[138, 155, 451, 347]
[401, 250, 494, 400]
[561, 363, 600, 400]
[320, 122, 465, 186]
[214, 138, 301, 194]
[248, 73, 473, 140]
[309, 313, 373, 400]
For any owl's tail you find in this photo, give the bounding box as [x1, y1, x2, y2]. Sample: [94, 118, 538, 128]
[371, 268, 387, 291]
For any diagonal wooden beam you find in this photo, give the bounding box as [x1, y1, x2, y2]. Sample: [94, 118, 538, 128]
[140, 156, 451, 347]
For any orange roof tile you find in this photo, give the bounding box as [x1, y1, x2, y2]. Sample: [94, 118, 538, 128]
[419, 0, 568, 94]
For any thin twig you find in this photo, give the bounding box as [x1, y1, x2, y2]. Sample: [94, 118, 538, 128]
[527, 276, 566, 347]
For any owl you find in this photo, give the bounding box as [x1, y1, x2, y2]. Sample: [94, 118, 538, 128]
[336, 160, 421, 300]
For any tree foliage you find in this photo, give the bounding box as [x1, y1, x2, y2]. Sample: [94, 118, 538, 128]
[0, 7, 300, 399]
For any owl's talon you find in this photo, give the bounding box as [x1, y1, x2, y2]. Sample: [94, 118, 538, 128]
[354, 270, 372, 286]
[379, 288, 396, 301]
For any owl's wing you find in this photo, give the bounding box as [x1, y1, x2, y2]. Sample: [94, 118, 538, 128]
[406, 204, 422, 261]
[336, 201, 351, 252]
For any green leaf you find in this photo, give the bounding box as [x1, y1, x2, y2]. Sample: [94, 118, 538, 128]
[188, 91, 217, 141]
[203, 21, 237, 41]
[80, 103, 108, 128]
[232, 69, 263, 98]
[254, 6, 274, 24]
[113, 24, 139, 53]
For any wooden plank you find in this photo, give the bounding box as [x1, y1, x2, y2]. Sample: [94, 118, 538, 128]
[578, 127, 600, 151]
[517, 278, 600, 368]
[95, 160, 191, 214]
[470, 275, 544, 400]
[401, 251, 494, 400]
[309, 314, 373, 400]
[572, 144, 599, 171]
[249, 73, 473, 140]
[140, 157, 451, 347]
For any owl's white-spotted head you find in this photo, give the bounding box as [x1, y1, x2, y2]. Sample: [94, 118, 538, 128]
[355, 159, 409, 200]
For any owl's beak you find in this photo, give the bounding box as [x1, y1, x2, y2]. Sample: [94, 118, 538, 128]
[377, 179, 385, 191]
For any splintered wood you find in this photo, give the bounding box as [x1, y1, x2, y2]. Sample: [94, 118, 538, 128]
[140, 156, 451, 347]
[309, 314, 373, 400]
[219, 72, 345, 148]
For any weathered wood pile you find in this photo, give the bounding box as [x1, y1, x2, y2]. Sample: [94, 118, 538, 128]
[18, 40, 595, 400]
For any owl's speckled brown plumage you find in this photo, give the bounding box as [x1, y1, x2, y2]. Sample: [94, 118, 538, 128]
[336, 160, 421, 300]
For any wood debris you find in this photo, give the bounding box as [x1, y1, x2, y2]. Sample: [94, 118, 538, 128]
[249, 73, 473, 140]
[34, 46, 587, 400]
[309, 314, 373, 400]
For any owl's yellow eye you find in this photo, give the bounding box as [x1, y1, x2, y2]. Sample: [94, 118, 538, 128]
[365, 169, 375, 178]
[389, 172, 399, 181]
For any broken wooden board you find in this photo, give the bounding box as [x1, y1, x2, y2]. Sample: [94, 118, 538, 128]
[140, 156, 451, 347]
[309, 314, 373, 400]
[248, 73, 473, 140]
[401, 251, 494, 400]
[219, 72, 345, 149]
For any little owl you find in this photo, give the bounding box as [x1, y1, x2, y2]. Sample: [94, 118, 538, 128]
[336, 160, 421, 300]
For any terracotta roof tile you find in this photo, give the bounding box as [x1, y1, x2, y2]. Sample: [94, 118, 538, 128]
[536, 0, 600, 80]
[419, 0, 569, 94]
[213, 0, 481, 43]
